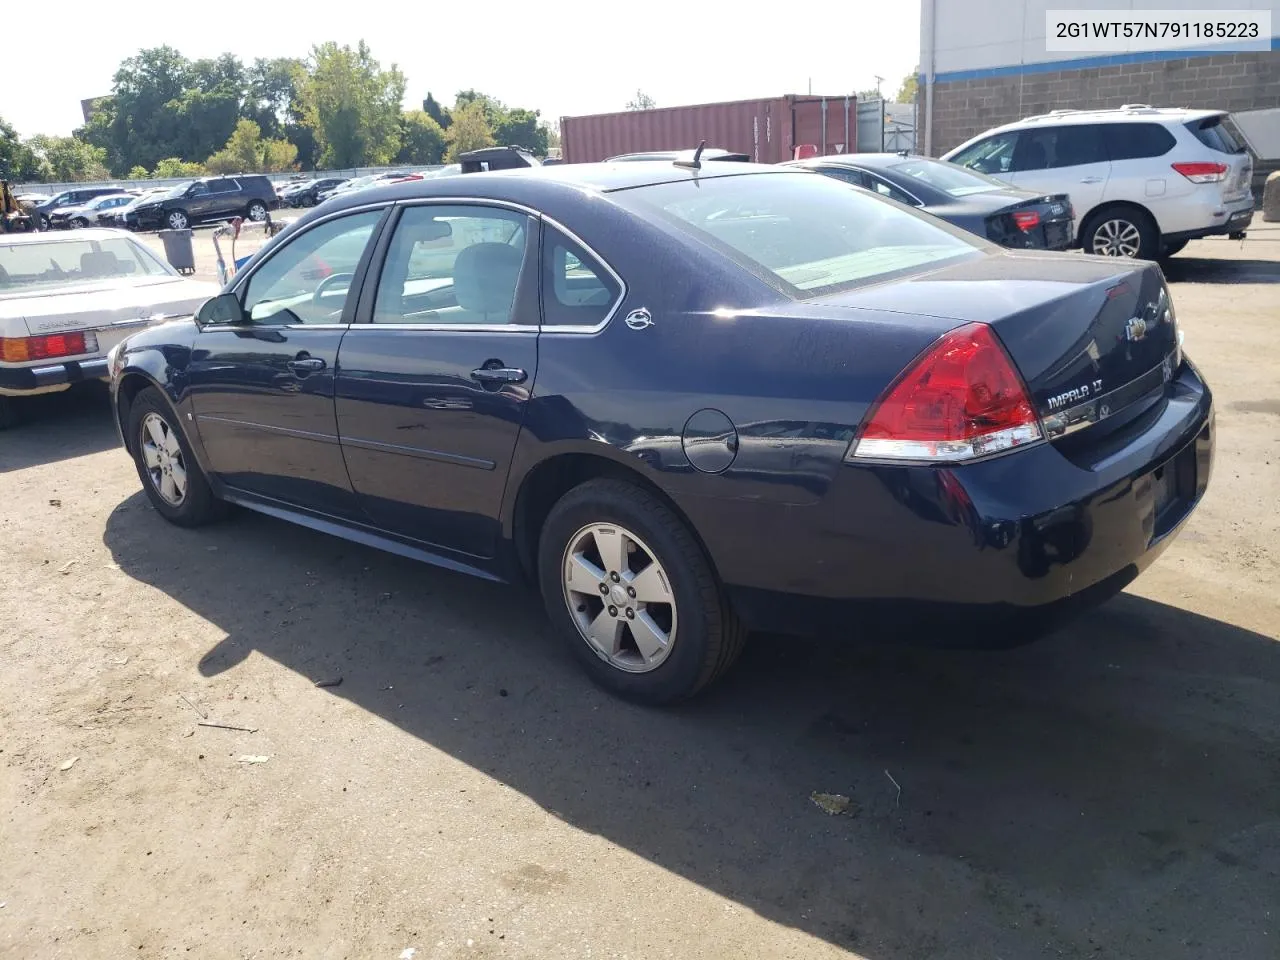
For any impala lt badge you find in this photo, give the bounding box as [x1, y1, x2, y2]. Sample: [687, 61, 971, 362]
[625, 308, 654, 330]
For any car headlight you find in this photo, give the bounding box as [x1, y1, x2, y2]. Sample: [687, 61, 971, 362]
[107, 340, 127, 381]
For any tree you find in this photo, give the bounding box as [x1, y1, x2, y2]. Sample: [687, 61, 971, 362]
[244, 57, 306, 140]
[100, 47, 194, 172]
[626, 90, 656, 111]
[494, 107, 547, 155]
[26, 135, 110, 182]
[127, 165, 150, 179]
[397, 110, 446, 165]
[206, 119, 298, 173]
[857, 88, 881, 102]
[298, 41, 406, 168]
[541, 119, 561, 153]
[895, 70, 919, 104]
[444, 100, 495, 161]
[153, 157, 206, 178]
[0, 116, 45, 181]
[422, 92, 451, 130]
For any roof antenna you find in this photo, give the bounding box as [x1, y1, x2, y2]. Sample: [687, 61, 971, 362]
[674, 140, 706, 170]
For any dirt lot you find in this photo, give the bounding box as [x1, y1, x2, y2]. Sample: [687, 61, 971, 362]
[2, 227, 1278, 960]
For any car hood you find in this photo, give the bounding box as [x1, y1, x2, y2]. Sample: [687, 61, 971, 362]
[50, 205, 90, 218]
[0, 276, 220, 335]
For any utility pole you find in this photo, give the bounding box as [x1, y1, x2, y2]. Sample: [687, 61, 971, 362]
[874, 75, 885, 98]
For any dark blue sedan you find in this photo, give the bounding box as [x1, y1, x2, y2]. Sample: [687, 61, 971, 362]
[107, 161, 1213, 703]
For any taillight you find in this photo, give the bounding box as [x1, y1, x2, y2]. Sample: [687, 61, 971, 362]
[1012, 210, 1040, 232]
[1172, 161, 1228, 183]
[849, 323, 1043, 463]
[0, 331, 98, 363]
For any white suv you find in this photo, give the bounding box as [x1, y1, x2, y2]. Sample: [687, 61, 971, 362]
[942, 106, 1254, 260]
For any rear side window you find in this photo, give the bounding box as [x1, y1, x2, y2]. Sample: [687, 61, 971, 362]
[618, 172, 980, 298]
[541, 226, 621, 327]
[1104, 123, 1176, 160]
[1185, 116, 1244, 154]
[1011, 125, 1106, 171]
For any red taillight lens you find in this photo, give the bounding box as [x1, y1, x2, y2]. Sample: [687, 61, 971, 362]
[0, 332, 97, 363]
[1171, 161, 1228, 183]
[1012, 210, 1040, 232]
[850, 323, 1043, 463]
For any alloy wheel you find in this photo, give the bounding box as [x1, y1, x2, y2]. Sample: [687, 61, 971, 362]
[139, 412, 188, 506]
[1091, 218, 1142, 257]
[168, 211, 188, 230]
[247, 203, 267, 221]
[562, 522, 678, 673]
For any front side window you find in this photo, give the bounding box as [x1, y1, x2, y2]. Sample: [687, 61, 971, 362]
[618, 171, 981, 298]
[241, 210, 383, 325]
[188, 182, 209, 197]
[372, 205, 531, 325]
[950, 132, 1020, 175]
[542, 226, 620, 327]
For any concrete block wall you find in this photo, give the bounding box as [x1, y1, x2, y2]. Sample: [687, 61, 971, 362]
[930, 52, 1280, 154]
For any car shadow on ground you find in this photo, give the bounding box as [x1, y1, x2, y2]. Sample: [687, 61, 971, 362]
[1162, 255, 1280, 284]
[102, 496, 1280, 959]
[0, 384, 120, 473]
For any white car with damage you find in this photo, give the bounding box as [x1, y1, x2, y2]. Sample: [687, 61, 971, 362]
[0, 229, 218, 428]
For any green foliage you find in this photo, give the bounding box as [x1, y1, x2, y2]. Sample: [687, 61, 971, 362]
[422, 92, 451, 130]
[26, 135, 110, 182]
[626, 90, 656, 111]
[298, 41, 406, 168]
[444, 100, 496, 162]
[244, 58, 307, 140]
[127, 165, 150, 179]
[450, 92, 547, 155]
[153, 157, 206, 178]
[896, 70, 919, 104]
[206, 119, 298, 173]
[397, 111, 446, 165]
[0, 115, 47, 181]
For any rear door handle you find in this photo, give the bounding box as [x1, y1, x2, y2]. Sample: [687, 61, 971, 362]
[1080, 177, 1104, 184]
[470, 365, 528, 385]
[287, 356, 326, 374]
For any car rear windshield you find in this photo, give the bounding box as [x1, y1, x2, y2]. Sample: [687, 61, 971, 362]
[1186, 115, 1245, 154]
[617, 172, 982, 297]
[0, 237, 174, 292]
[886, 158, 1007, 197]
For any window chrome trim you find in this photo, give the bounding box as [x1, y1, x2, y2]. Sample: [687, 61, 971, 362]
[392, 196, 628, 336]
[344, 324, 538, 335]
[228, 201, 392, 297]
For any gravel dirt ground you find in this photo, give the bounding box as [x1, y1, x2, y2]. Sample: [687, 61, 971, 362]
[1, 226, 1278, 960]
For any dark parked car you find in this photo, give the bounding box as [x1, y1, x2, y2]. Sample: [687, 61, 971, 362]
[126, 176, 279, 231]
[789, 153, 1075, 250]
[608, 148, 751, 163]
[458, 146, 541, 172]
[107, 162, 1212, 703]
[32, 187, 128, 230]
[286, 178, 349, 207]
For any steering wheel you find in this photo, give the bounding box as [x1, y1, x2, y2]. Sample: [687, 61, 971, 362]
[313, 271, 355, 304]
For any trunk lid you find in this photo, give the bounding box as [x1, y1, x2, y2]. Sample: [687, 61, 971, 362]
[815, 250, 1179, 437]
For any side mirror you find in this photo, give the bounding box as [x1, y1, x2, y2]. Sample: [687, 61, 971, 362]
[196, 292, 245, 328]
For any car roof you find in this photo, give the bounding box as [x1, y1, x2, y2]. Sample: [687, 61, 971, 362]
[0, 227, 137, 244]
[986, 105, 1224, 134]
[789, 153, 927, 170]
[322, 160, 796, 211]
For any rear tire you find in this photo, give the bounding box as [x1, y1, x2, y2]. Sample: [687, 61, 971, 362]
[537, 478, 746, 704]
[126, 387, 224, 527]
[1081, 205, 1159, 260]
[1160, 239, 1189, 259]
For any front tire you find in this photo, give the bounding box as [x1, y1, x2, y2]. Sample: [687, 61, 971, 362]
[71, 217, 88, 228]
[246, 200, 268, 221]
[0, 396, 19, 430]
[126, 387, 223, 527]
[1081, 205, 1159, 260]
[538, 478, 746, 704]
[166, 209, 190, 230]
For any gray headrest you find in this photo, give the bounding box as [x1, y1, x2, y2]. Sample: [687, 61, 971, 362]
[453, 242, 523, 318]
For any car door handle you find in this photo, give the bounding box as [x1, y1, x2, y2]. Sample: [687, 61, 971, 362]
[470, 364, 527, 385]
[287, 356, 326, 374]
[1080, 177, 1104, 184]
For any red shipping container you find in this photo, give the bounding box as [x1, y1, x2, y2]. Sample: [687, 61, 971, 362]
[560, 95, 858, 165]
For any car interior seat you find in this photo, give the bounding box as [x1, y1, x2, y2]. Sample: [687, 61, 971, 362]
[451, 242, 523, 323]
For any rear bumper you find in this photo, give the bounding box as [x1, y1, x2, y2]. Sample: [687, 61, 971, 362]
[1164, 208, 1254, 244]
[710, 363, 1213, 640]
[0, 357, 109, 395]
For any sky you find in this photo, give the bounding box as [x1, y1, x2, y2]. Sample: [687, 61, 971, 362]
[0, 0, 921, 139]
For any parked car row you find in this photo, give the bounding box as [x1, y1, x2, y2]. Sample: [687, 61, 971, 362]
[92, 154, 1212, 705]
